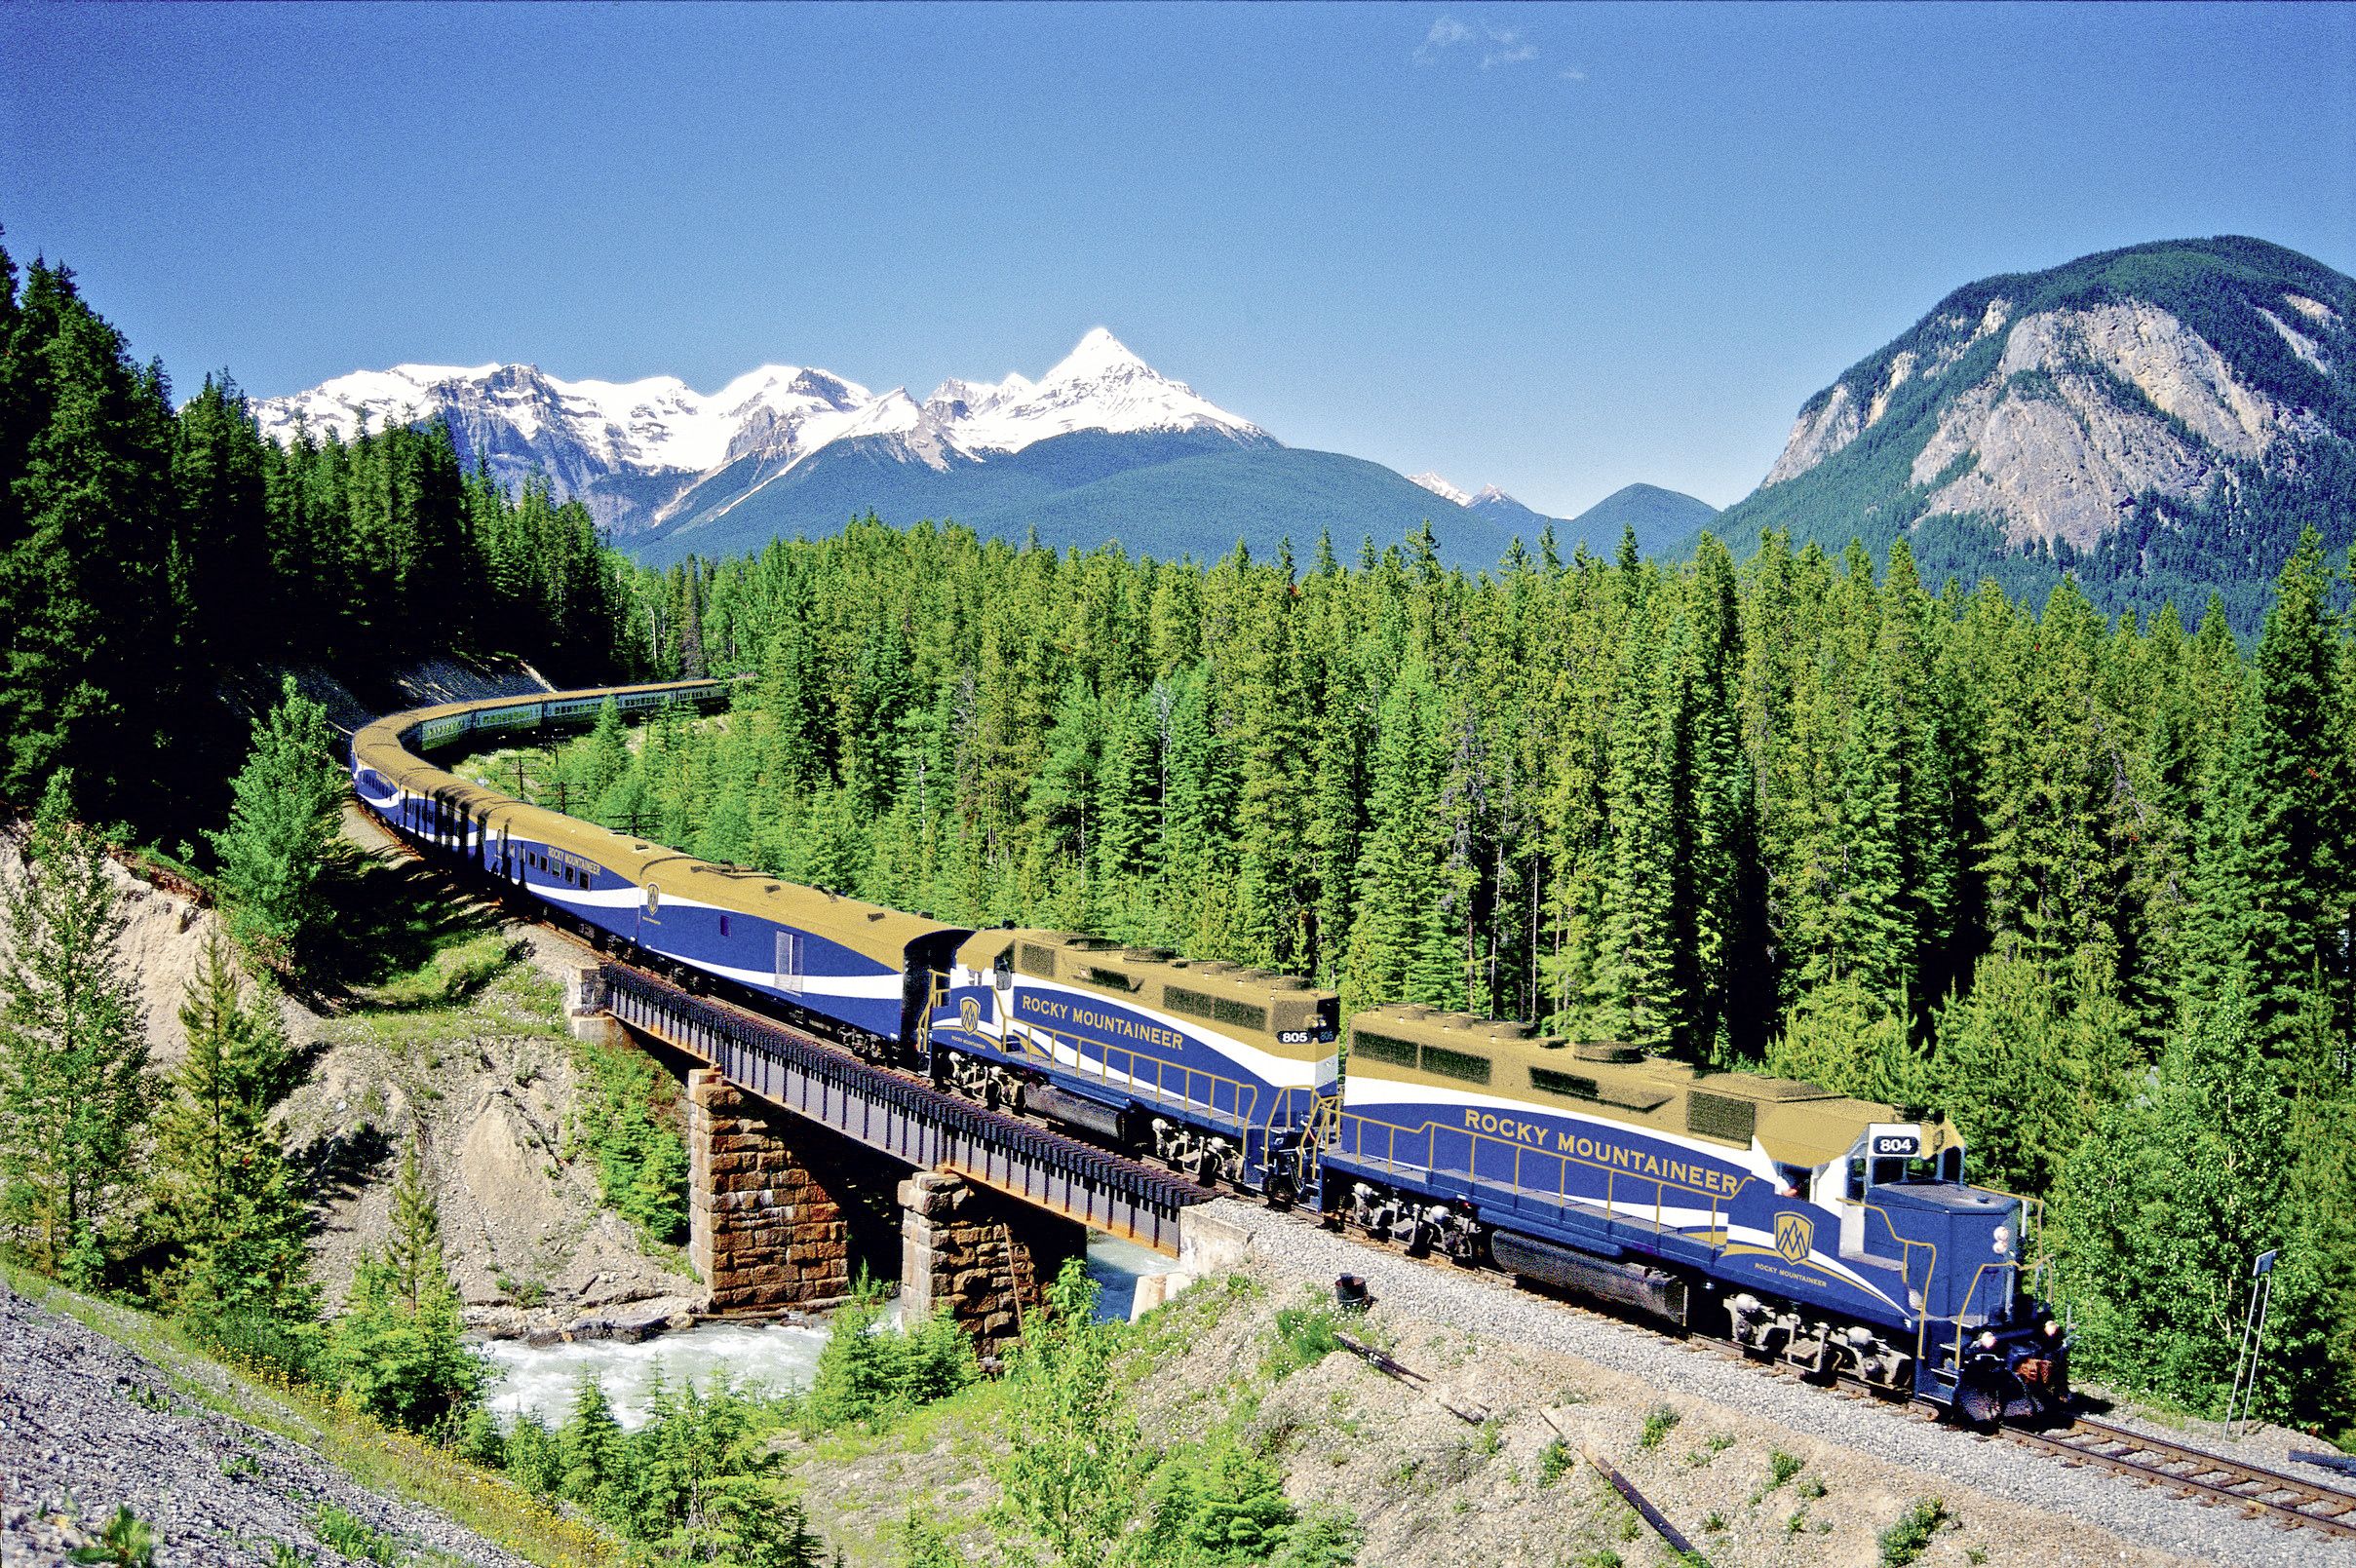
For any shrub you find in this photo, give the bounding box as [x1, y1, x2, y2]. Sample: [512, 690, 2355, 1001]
[803, 1281, 978, 1431]
[1877, 1498, 1950, 1567]
[1766, 1448, 1805, 1489]
[1638, 1404, 1681, 1449]
[310, 1505, 400, 1566]
[1264, 1305, 1344, 1379]
[1536, 1437, 1574, 1486]
[66, 1507, 155, 1568]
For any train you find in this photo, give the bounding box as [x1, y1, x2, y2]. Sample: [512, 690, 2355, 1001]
[352, 680, 2068, 1424]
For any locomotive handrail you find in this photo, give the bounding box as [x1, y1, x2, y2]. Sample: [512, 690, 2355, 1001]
[1854, 1200, 1939, 1375]
[1019, 1020, 1265, 1139]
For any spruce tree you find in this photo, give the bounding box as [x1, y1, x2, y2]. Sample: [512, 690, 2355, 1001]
[208, 674, 347, 970]
[0, 774, 151, 1284]
[2177, 528, 2351, 1062]
[329, 1134, 481, 1431]
[150, 930, 310, 1319]
[2053, 981, 2293, 1414]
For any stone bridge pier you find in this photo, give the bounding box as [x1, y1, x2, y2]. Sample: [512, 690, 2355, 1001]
[899, 1171, 1086, 1361]
[687, 1068, 900, 1313]
[683, 1066, 1084, 1353]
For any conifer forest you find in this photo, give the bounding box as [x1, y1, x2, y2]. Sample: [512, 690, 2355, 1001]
[2, 230, 2352, 1438]
[594, 516, 2356, 1431]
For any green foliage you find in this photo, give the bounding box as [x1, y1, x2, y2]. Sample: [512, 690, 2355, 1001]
[309, 1505, 401, 1565]
[507, 1369, 830, 1566]
[0, 774, 153, 1285]
[66, 1506, 156, 1568]
[325, 1140, 483, 1432]
[1875, 1498, 1950, 1567]
[802, 1279, 980, 1431]
[566, 1039, 689, 1246]
[989, 1259, 1145, 1568]
[1262, 1305, 1344, 1380]
[149, 931, 313, 1324]
[206, 676, 344, 971]
[1765, 1449, 1805, 1490]
[0, 239, 637, 840]
[1637, 1404, 1680, 1450]
[1535, 1437, 1574, 1486]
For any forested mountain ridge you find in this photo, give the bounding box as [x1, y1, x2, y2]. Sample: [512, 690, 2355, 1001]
[0, 239, 634, 834]
[1710, 236, 2356, 633]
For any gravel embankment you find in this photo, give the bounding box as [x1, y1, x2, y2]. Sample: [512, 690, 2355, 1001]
[1201, 1199, 2356, 1568]
[1, 1284, 532, 1568]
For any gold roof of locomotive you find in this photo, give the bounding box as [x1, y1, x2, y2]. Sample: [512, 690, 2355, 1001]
[956, 928, 1337, 1040]
[1344, 1003, 1953, 1169]
[355, 684, 965, 964]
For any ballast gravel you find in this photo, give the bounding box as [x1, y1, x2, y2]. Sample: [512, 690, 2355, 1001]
[1197, 1198, 2356, 1568]
[1, 1283, 531, 1568]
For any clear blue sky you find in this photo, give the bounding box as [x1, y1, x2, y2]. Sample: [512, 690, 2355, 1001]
[5, 3, 2350, 516]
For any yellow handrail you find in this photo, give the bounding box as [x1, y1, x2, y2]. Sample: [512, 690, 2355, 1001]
[1013, 1020, 1263, 1133]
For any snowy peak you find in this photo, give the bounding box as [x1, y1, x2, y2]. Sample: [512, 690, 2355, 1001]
[1409, 472, 1473, 507]
[1040, 325, 1151, 385]
[1407, 474, 1539, 516]
[946, 329, 1265, 455]
[247, 328, 1272, 532]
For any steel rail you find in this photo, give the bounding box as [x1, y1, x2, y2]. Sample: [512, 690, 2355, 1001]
[1998, 1416, 2356, 1540]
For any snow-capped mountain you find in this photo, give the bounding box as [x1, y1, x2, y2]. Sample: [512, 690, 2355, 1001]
[249, 328, 1268, 534]
[1408, 471, 1473, 506]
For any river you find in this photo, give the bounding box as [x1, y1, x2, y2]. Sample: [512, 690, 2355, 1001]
[480, 1232, 1170, 1429]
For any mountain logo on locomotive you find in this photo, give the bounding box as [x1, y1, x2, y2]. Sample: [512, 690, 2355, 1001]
[1774, 1209, 1814, 1265]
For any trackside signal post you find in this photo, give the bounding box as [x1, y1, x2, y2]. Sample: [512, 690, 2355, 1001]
[2224, 1247, 2278, 1438]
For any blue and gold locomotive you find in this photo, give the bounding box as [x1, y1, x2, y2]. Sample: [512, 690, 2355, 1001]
[355, 683, 2066, 1422]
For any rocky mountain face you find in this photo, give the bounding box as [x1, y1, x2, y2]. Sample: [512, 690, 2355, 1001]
[1719, 237, 2356, 627]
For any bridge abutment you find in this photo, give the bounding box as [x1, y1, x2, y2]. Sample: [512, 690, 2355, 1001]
[898, 1170, 1085, 1360]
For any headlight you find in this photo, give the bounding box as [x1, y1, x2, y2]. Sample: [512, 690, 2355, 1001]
[1976, 1331, 1998, 1352]
[1992, 1224, 2012, 1255]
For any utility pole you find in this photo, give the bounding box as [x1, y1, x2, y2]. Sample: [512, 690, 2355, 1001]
[2224, 1248, 2278, 1439]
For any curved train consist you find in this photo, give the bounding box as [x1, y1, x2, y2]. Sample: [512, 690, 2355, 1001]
[353, 680, 2068, 1423]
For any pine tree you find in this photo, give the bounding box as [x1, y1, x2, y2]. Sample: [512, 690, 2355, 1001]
[328, 1134, 482, 1431]
[385, 1136, 443, 1314]
[2177, 528, 2351, 1062]
[149, 930, 309, 1319]
[0, 774, 151, 1284]
[1340, 661, 1447, 1010]
[989, 1260, 1143, 1568]
[208, 674, 346, 970]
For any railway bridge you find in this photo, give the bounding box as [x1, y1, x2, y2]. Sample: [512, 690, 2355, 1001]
[563, 961, 1237, 1356]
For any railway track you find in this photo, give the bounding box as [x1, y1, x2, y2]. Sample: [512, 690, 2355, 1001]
[1996, 1416, 2356, 1540]
[367, 804, 2356, 1549]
